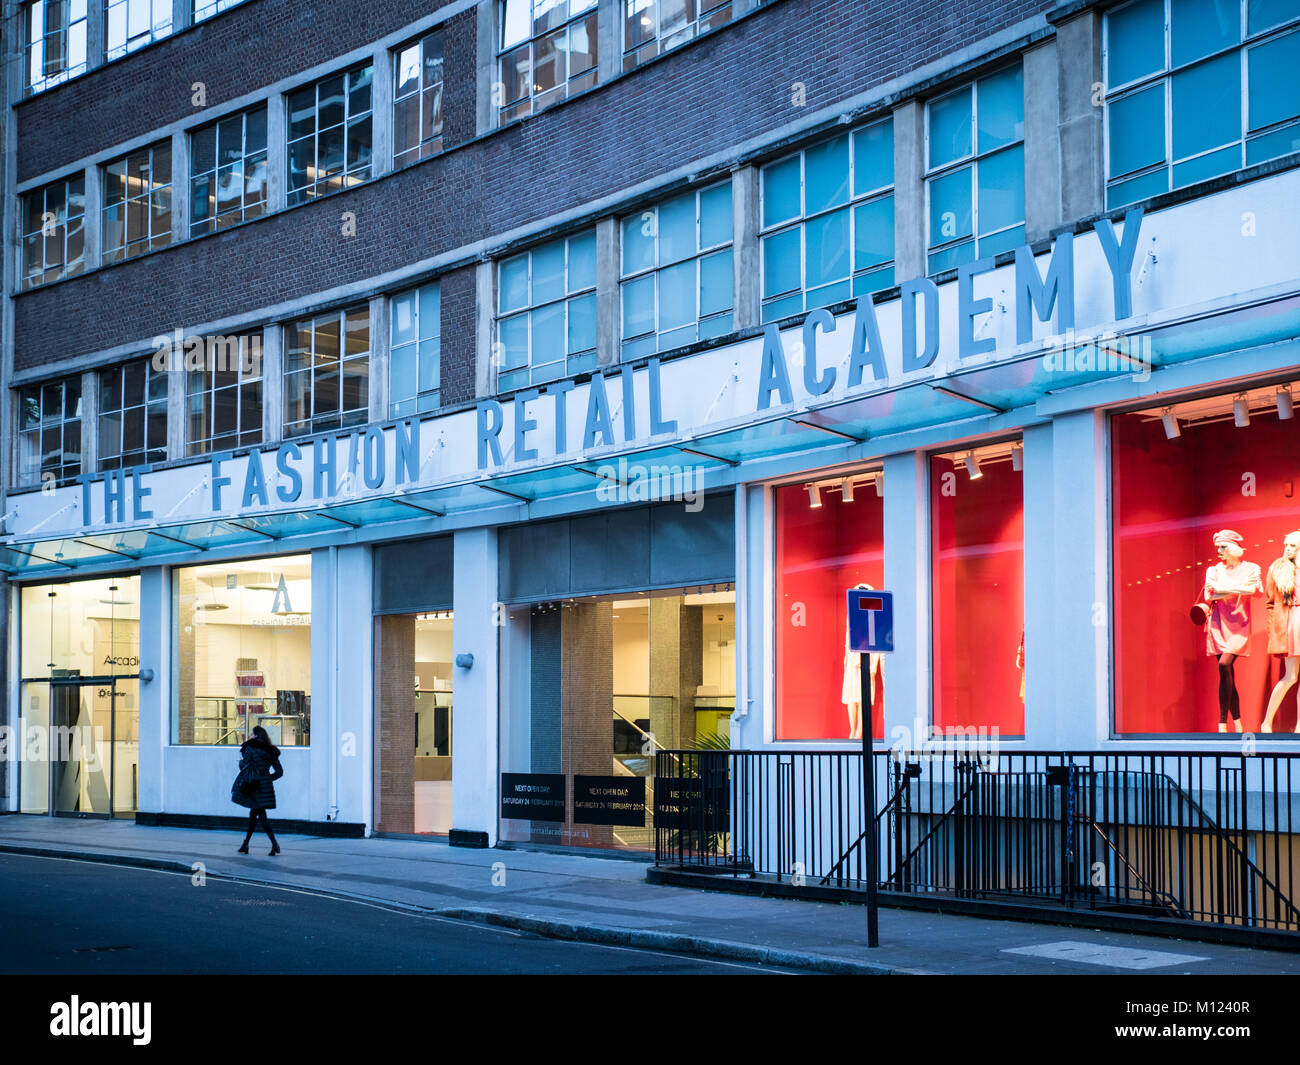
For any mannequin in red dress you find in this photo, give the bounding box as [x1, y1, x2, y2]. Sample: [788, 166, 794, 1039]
[1202, 530, 1263, 733]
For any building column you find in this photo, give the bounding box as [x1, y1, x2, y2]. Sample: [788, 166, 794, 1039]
[82, 162, 102, 268]
[1055, 11, 1105, 223]
[1023, 38, 1061, 243]
[368, 294, 390, 423]
[881, 451, 927, 745]
[265, 90, 287, 213]
[1021, 422, 1055, 746]
[475, 260, 495, 397]
[170, 129, 189, 245]
[135, 566, 169, 815]
[597, 0, 620, 83]
[86, 0, 106, 69]
[170, 0, 192, 37]
[369, 42, 394, 179]
[731, 165, 759, 330]
[892, 100, 925, 284]
[475, 0, 496, 136]
[166, 344, 186, 461]
[734, 481, 766, 748]
[596, 216, 619, 368]
[80, 368, 99, 473]
[260, 323, 283, 445]
[450, 527, 499, 845]
[333, 544, 374, 826]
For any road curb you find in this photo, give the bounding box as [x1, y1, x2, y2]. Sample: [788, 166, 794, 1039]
[0, 841, 909, 975]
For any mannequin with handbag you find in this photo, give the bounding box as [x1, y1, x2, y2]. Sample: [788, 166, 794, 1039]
[1262, 531, 1300, 733]
[1193, 530, 1263, 733]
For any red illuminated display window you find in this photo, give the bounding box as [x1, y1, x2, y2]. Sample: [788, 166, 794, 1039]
[1113, 385, 1300, 735]
[931, 443, 1025, 737]
[775, 474, 884, 741]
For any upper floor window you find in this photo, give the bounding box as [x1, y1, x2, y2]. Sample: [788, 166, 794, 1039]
[287, 64, 374, 206]
[925, 65, 1025, 273]
[761, 116, 895, 322]
[623, 0, 732, 70]
[17, 376, 82, 485]
[105, 0, 172, 61]
[1104, 0, 1300, 208]
[394, 30, 445, 167]
[284, 307, 370, 437]
[99, 358, 168, 471]
[24, 0, 87, 93]
[191, 107, 268, 236]
[21, 174, 86, 290]
[496, 231, 597, 391]
[622, 182, 734, 358]
[186, 333, 264, 455]
[390, 284, 441, 417]
[498, 0, 598, 124]
[103, 141, 172, 264]
[193, 0, 245, 21]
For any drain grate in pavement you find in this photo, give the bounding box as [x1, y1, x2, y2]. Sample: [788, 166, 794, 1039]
[73, 945, 134, 953]
[1001, 940, 1208, 970]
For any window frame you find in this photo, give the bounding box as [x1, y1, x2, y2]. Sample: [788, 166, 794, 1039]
[923, 65, 1026, 274]
[16, 375, 83, 486]
[759, 115, 897, 322]
[21, 173, 87, 290]
[104, 0, 173, 62]
[24, 0, 88, 94]
[97, 356, 169, 472]
[282, 306, 371, 438]
[185, 333, 265, 456]
[494, 231, 598, 392]
[496, 0, 600, 124]
[101, 140, 173, 264]
[389, 283, 442, 418]
[1102, 0, 1300, 208]
[192, 0, 246, 22]
[620, 180, 736, 357]
[286, 63, 375, 207]
[189, 106, 269, 237]
[621, 0, 733, 71]
[392, 30, 446, 168]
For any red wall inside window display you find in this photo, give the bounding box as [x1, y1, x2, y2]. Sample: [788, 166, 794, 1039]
[1113, 409, 1300, 735]
[775, 482, 885, 740]
[931, 453, 1025, 736]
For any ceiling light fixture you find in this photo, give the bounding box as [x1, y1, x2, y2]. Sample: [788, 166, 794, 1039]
[1161, 407, 1181, 439]
[841, 479, 855, 503]
[874, 472, 884, 497]
[807, 484, 822, 508]
[1233, 393, 1250, 427]
[1278, 387, 1294, 421]
[963, 453, 982, 480]
[1011, 445, 1024, 471]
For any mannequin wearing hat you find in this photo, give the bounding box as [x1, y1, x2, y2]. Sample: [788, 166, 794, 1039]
[1202, 530, 1263, 733]
[1262, 531, 1300, 733]
[842, 583, 884, 740]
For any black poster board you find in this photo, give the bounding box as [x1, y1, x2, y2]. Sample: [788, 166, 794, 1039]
[573, 775, 646, 826]
[500, 773, 566, 822]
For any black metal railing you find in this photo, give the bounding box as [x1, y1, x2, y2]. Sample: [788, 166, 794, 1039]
[652, 748, 1300, 932]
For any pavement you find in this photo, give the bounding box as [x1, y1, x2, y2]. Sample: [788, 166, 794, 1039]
[2, 814, 1298, 975]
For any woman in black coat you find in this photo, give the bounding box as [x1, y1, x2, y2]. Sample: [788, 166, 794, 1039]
[232, 726, 284, 855]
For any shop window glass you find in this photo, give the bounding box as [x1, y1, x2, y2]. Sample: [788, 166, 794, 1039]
[172, 556, 312, 746]
[760, 117, 895, 322]
[620, 182, 733, 358]
[499, 586, 735, 850]
[775, 474, 885, 741]
[20, 576, 141, 681]
[925, 66, 1024, 273]
[1104, 0, 1300, 207]
[1113, 385, 1300, 734]
[930, 443, 1025, 737]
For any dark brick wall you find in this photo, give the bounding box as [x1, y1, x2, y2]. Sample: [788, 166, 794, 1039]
[438, 264, 478, 406]
[15, 0, 468, 184]
[12, 0, 1053, 381]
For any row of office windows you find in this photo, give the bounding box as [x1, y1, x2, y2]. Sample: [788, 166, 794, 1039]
[23, 0, 246, 93]
[14, 284, 441, 486]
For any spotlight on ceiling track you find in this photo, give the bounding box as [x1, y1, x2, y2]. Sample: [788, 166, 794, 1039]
[1278, 388, 1294, 421]
[874, 472, 884, 497]
[1011, 445, 1024, 471]
[962, 453, 982, 480]
[1233, 393, 1250, 428]
[1161, 407, 1181, 439]
[841, 479, 855, 503]
[807, 483, 822, 509]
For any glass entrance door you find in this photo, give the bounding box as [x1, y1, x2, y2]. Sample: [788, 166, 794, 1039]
[50, 681, 112, 817]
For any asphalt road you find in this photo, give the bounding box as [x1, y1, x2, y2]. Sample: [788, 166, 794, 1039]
[0, 853, 793, 975]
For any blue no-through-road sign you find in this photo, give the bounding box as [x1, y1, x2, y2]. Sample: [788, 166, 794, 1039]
[847, 588, 894, 653]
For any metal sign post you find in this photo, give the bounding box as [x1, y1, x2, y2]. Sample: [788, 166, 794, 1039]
[847, 588, 894, 949]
